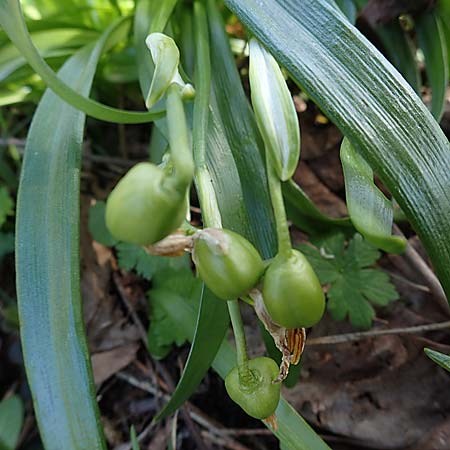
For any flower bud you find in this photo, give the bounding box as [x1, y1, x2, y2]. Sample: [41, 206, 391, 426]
[192, 228, 264, 300]
[225, 357, 280, 420]
[145, 33, 195, 108]
[105, 162, 187, 246]
[249, 38, 300, 181]
[262, 250, 325, 328]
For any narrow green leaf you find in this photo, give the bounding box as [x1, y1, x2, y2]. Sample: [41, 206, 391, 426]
[374, 23, 421, 94]
[14, 20, 132, 450]
[154, 286, 229, 421]
[224, 0, 450, 299]
[283, 179, 352, 235]
[0, 0, 163, 123]
[416, 10, 449, 121]
[335, 0, 357, 24]
[130, 426, 140, 450]
[340, 138, 406, 253]
[0, 395, 23, 450]
[424, 348, 450, 372]
[206, 0, 277, 257]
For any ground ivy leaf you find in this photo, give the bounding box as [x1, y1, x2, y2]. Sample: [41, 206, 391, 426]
[147, 268, 202, 359]
[116, 242, 190, 279]
[299, 233, 399, 329]
[344, 233, 380, 269]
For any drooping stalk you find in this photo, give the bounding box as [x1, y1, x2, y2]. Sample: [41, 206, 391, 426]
[165, 83, 195, 191]
[192, 0, 251, 379]
[0, 0, 163, 124]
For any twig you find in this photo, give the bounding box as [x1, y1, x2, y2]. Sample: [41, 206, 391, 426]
[116, 371, 270, 447]
[308, 320, 450, 345]
[201, 431, 253, 450]
[114, 420, 157, 450]
[387, 271, 430, 293]
[393, 225, 449, 314]
[112, 272, 149, 350]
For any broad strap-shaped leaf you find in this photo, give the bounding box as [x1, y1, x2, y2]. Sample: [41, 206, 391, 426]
[0, 0, 162, 123]
[14, 19, 132, 450]
[206, 0, 277, 258]
[374, 23, 421, 94]
[416, 10, 449, 122]
[340, 138, 406, 253]
[425, 348, 450, 372]
[283, 179, 353, 235]
[224, 0, 450, 300]
[154, 286, 229, 421]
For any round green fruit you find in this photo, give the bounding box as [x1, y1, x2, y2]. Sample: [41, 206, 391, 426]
[225, 357, 280, 420]
[192, 228, 264, 300]
[105, 162, 187, 246]
[262, 250, 325, 328]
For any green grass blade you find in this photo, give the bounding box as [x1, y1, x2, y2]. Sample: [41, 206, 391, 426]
[0, 0, 163, 123]
[154, 286, 229, 421]
[424, 348, 450, 372]
[416, 10, 449, 121]
[224, 0, 450, 300]
[206, 0, 276, 257]
[374, 23, 421, 94]
[14, 19, 132, 450]
[283, 179, 352, 235]
[340, 138, 406, 253]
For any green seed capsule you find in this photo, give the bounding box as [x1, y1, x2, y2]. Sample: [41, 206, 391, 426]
[105, 162, 187, 246]
[225, 357, 281, 420]
[192, 228, 264, 300]
[262, 250, 325, 329]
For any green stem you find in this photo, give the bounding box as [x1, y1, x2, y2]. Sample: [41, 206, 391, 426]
[192, 0, 250, 374]
[227, 300, 250, 371]
[266, 152, 292, 256]
[0, 0, 163, 124]
[165, 83, 195, 191]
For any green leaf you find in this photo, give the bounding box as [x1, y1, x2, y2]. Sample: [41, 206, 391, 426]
[373, 23, 421, 94]
[130, 426, 140, 450]
[424, 348, 450, 372]
[0, 232, 14, 262]
[147, 268, 202, 359]
[0, 1, 163, 124]
[283, 179, 353, 235]
[335, 0, 357, 24]
[224, 0, 450, 302]
[116, 242, 190, 279]
[416, 10, 449, 121]
[88, 201, 118, 247]
[14, 19, 132, 450]
[340, 138, 406, 253]
[299, 234, 399, 329]
[0, 395, 23, 450]
[0, 186, 13, 228]
[206, 0, 277, 258]
[154, 285, 229, 421]
[150, 275, 331, 450]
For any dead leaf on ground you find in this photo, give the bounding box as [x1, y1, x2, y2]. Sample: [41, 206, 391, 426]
[92, 343, 139, 385]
